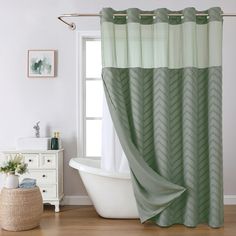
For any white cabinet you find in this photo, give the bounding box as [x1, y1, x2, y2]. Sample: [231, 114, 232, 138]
[2, 150, 64, 212]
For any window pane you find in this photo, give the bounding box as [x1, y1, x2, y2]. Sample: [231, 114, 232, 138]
[86, 120, 102, 156]
[86, 41, 102, 78]
[86, 80, 103, 117]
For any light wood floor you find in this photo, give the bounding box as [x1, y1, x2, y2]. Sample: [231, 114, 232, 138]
[0, 205, 235, 236]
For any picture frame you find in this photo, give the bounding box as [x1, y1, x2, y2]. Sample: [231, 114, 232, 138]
[27, 50, 56, 78]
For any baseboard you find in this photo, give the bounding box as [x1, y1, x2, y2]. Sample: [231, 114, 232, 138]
[62, 195, 92, 205]
[224, 195, 236, 205]
[62, 195, 236, 205]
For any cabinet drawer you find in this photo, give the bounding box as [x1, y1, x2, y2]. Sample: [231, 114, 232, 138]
[4, 153, 17, 161]
[39, 185, 57, 199]
[23, 170, 56, 184]
[40, 154, 56, 168]
[23, 154, 39, 168]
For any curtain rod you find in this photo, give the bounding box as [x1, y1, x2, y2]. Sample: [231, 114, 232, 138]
[58, 12, 236, 30]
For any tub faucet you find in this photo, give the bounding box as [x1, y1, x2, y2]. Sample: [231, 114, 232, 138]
[33, 121, 40, 138]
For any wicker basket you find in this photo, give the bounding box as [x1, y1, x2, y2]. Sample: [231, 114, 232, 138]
[0, 187, 43, 231]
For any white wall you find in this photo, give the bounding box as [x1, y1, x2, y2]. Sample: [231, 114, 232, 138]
[0, 0, 236, 197]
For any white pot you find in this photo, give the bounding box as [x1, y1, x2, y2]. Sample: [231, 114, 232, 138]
[5, 174, 19, 189]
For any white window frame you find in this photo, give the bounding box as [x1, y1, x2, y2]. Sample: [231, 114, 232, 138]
[76, 31, 101, 158]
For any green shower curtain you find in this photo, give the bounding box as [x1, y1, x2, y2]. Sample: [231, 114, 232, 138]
[100, 7, 223, 227]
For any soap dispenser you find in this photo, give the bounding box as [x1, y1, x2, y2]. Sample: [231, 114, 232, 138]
[51, 132, 59, 150]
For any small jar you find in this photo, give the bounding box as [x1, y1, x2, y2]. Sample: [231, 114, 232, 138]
[51, 132, 59, 150]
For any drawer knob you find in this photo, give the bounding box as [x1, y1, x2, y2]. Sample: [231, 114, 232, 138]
[29, 159, 32, 162]
[47, 160, 51, 163]
[42, 174, 46, 178]
[42, 190, 46, 193]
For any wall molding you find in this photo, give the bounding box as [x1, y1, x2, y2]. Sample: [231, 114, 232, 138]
[62, 195, 92, 205]
[62, 195, 236, 206]
[224, 195, 236, 205]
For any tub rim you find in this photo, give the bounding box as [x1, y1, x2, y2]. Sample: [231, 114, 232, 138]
[69, 157, 131, 180]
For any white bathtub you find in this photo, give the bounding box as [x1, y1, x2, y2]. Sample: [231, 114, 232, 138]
[69, 158, 139, 219]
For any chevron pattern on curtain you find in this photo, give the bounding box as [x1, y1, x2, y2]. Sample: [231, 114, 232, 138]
[100, 7, 223, 227]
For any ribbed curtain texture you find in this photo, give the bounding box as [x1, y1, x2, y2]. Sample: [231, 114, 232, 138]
[100, 7, 223, 227]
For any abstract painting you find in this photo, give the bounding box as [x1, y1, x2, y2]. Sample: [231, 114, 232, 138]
[28, 50, 56, 78]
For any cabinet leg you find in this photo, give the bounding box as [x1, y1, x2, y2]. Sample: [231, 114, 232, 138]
[55, 203, 60, 213]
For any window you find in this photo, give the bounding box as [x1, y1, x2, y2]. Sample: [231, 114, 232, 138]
[77, 32, 103, 158]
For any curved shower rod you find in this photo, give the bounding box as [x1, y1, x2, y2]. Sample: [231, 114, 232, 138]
[58, 12, 236, 30]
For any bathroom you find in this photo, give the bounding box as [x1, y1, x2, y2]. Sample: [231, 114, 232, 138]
[0, 0, 236, 235]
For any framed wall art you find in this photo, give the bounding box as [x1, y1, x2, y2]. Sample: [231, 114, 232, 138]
[28, 50, 56, 78]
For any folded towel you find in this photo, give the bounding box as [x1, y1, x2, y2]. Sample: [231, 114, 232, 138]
[19, 178, 37, 189]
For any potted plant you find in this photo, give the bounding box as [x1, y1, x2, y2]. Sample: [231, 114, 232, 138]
[0, 154, 28, 188]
